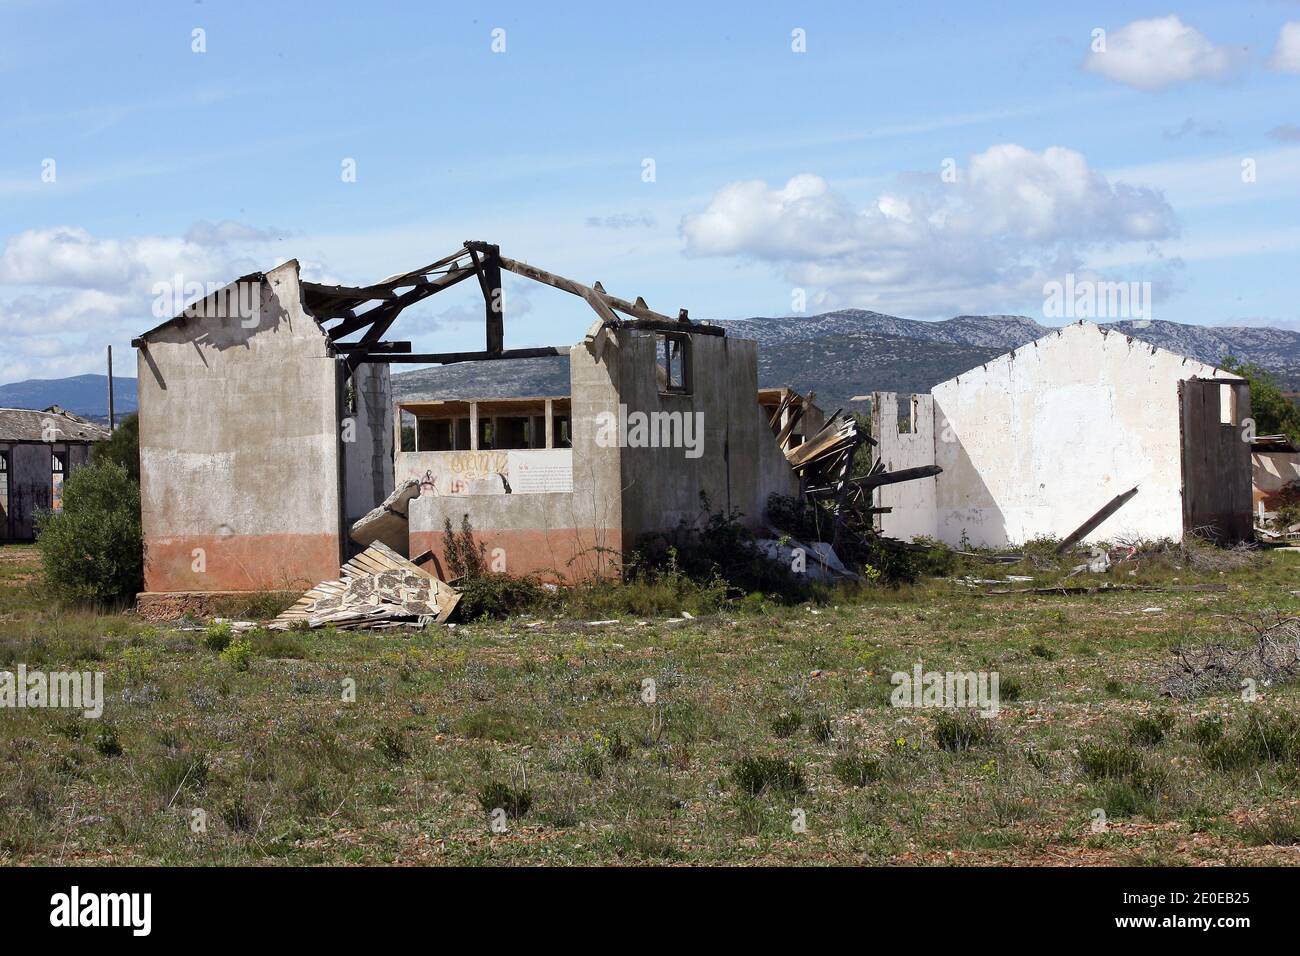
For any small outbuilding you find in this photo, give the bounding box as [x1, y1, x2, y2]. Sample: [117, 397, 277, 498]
[0, 405, 108, 542]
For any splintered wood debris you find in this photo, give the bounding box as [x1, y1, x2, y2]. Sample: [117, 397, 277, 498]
[268, 540, 460, 631]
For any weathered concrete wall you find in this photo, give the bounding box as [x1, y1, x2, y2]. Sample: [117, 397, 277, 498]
[928, 322, 1235, 547]
[615, 331, 773, 539]
[342, 360, 393, 533]
[871, 392, 938, 541]
[404, 329, 798, 577]
[407, 343, 625, 583]
[396, 448, 572, 496]
[755, 404, 803, 525]
[136, 261, 344, 592]
[408, 492, 620, 582]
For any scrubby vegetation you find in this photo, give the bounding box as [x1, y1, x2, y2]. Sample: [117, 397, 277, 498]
[6, 470, 1300, 864]
[34, 459, 142, 606]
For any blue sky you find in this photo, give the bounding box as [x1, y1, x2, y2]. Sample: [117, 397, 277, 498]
[2, 0, 1299, 384]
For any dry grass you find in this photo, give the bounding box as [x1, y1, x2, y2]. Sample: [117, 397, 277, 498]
[2, 541, 1300, 865]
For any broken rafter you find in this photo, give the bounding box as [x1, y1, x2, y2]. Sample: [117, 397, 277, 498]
[465, 241, 505, 355]
[330, 341, 412, 354]
[350, 346, 565, 365]
[1054, 486, 1140, 554]
[498, 255, 704, 330]
[327, 266, 475, 342]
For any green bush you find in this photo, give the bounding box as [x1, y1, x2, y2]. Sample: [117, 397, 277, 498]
[204, 621, 233, 652]
[732, 755, 806, 796]
[91, 412, 139, 482]
[373, 727, 409, 766]
[456, 573, 546, 619]
[932, 711, 997, 752]
[35, 460, 142, 605]
[477, 781, 533, 819]
[1077, 742, 1143, 780]
[219, 638, 254, 671]
[1126, 712, 1174, 747]
[1198, 711, 1300, 772]
[831, 751, 881, 787]
[769, 711, 803, 738]
[632, 493, 811, 602]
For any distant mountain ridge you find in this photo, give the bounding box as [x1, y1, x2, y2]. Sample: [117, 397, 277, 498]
[5, 314, 1296, 420]
[0, 374, 137, 418]
[723, 311, 1300, 377]
[391, 312, 1300, 413]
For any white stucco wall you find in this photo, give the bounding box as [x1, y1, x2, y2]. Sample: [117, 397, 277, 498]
[872, 392, 938, 540]
[924, 322, 1235, 547]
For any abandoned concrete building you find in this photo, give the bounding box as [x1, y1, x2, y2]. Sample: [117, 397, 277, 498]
[870, 321, 1254, 548]
[132, 243, 832, 599]
[0, 406, 107, 542]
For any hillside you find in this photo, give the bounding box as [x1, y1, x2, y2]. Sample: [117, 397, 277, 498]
[392, 312, 1300, 409]
[0, 374, 137, 417]
[6, 314, 1297, 418]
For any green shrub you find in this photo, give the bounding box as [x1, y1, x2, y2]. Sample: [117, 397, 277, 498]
[220, 795, 254, 832]
[477, 781, 533, 819]
[1199, 712, 1300, 772]
[577, 740, 605, 779]
[204, 621, 233, 652]
[631, 493, 812, 602]
[247, 628, 306, 659]
[999, 675, 1023, 702]
[602, 729, 632, 763]
[831, 751, 881, 788]
[91, 412, 139, 482]
[219, 638, 254, 671]
[373, 727, 409, 766]
[1077, 742, 1143, 780]
[810, 710, 834, 743]
[93, 724, 123, 757]
[1241, 809, 1300, 847]
[769, 711, 803, 739]
[932, 711, 997, 752]
[35, 460, 142, 605]
[605, 827, 682, 860]
[732, 756, 806, 796]
[455, 573, 545, 619]
[1185, 714, 1224, 747]
[1126, 712, 1174, 747]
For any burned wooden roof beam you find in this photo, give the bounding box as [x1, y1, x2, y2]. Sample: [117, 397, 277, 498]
[349, 346, 565, 365]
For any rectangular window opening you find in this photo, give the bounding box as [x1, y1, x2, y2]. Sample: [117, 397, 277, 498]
[1219, 383, 1236, 425]
[655, 333, 690, 394]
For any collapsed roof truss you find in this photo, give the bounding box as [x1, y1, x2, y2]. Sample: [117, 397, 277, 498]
[299, 240, 718, 374]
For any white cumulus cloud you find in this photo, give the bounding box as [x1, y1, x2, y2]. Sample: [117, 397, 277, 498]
[1084, 16, 1241, 91]
[680, 144, 1179, 316]
[0, 223, 287, 384]
[1271, 21, 1300, 73]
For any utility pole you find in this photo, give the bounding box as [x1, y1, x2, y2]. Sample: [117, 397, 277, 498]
[106, 345, 115, 433]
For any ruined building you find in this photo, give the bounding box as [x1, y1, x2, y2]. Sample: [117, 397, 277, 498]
[870, 321, 1254, 547]
[132, 244, 817, 602]
[0, 406, 107, 542]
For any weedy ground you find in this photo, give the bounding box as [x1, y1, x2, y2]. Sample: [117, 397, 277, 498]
[2, 541, 1300, 865]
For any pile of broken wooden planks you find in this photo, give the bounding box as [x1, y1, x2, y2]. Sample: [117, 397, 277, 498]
[267, 541, 460, 631]
[784, 409, 871, 495]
